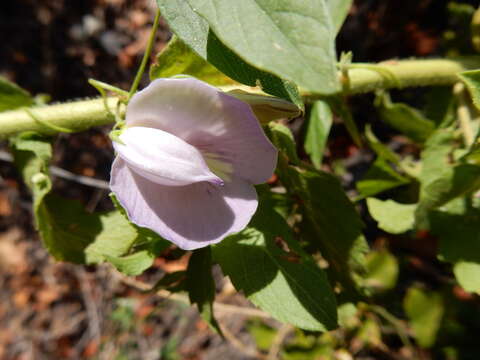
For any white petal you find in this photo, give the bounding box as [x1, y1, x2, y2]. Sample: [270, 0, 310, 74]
[110, 157, 258, 250]
[114, 126, 222, 186]
[126, 78, 277, 184]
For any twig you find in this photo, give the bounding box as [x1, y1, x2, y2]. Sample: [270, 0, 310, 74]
[266, 324, 294, 360]
[0, 149, 110, 190]
[117, 273, 272, 319]
[75, 267, 102, 343]
[220, 322, 266, 360]
[369, 305, 418, 360]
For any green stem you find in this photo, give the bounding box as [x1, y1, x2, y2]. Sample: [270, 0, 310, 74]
[0, 58, 479, 137]
[127, 9, 161, 102]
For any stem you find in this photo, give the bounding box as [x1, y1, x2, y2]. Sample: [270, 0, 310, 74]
[454, 82, 475, 147]
[127, 9, 161, 102]
[0, 58, 478, 137]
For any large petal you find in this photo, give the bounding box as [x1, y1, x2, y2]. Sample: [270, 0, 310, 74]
[110, 157, 258, 250]
[114, 126, 222, 186]
[126, 78, 277, 184]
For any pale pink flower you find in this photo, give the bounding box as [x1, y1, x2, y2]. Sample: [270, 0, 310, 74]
[110, 78, 278, 250]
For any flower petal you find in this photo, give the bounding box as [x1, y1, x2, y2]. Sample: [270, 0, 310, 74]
[126, 78, 277, 184]
[114, 126, 223, 186]
[110, 157, 258, 250]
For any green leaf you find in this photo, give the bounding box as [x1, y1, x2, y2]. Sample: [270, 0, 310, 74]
[269, 124, 368, 292]
[430, 206, 480, 294]
[366, 198, 416, 234]
[304, 100, 333, 168]
[268, 122, 300, 165]
[104, 251, 156, 276]
[186, 0, 340, 95]
[327, 0, 352, 35]
[376, 93, 435, 143]
[10, 134, 164, 274]
[357, 158, 410, 198]
[326, 96, 362, 147]
[150, 36, 234, 85]
[186, 247, 222, 334]
[459, 70, 480, 111]
[404, 288, 444, 348]
[156, 0, 303, 107]
[418, 164, 480, 213]
[36, 195, 137, 264]
[0, 76, 33, 112]
[362, 250, 399, 291]
[364, 125, 401, 165]
[10, 133, 52, 214]
[213, 206, 338, 331]
[418, 129, 456, 189]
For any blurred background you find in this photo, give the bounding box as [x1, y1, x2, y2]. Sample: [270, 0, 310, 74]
[1, 0, 480, 359]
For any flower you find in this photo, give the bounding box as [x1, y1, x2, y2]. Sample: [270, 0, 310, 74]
[110, 78, 278, 250]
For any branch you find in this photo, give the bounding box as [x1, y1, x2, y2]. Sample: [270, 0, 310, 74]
[0, 58, 478, 137]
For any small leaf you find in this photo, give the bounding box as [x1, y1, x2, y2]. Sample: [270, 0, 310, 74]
[404, 288, 444, 348]
[357, 158, 410, 198]
[268, 122, 300, 165]
[366, 198, 416, 234]
[10, 133, 52, 218]
[186, 247, 222, 334]
[362, 250, 399, 291]
[430, 205, 480, 294]
[0, 76, 33, 112]
[213, 206, 338, 331]
[186, 0, 340, 94]
[105, 251, 155, 276]
[376, 93, 435, 143]
[150, 36, 234, 86]
[304, 100, 332, 168]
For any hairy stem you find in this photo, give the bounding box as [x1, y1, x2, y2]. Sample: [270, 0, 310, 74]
[0, 58, 478, 137]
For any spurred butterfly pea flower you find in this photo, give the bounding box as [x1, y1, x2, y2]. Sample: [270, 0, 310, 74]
[110, 78, 279, 250]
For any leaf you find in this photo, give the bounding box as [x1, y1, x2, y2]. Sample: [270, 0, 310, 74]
[327, 0, 352, 34]
[104, 251, 156, 276]
[357, 158, 410, 198]
[418, 164, 480, 214]
[364, 125, 400, 165]
[187, 0, 340, 94]
[362, 250, 399, 291]
[327, 95, 362, 147]
[0, 76, 33, 112]
[186, 247, 222, 334]
[404, 288, 444, 348]
[10, 133, 52, 214]
[268, 122, 300, 165]
[36, 195, 137, 264]
[366, 198, 416, 234]
[304, 100, 333, 168]
[156, 0, 303, 107]
[418, 128, 456, 190]
[150, 36, 234, 85]
[213, 206, 338, 331]
[459, 70, 480, 111]
[376, 93, 435, 143]
[268, 124, 368, 293]
[430, 206, 480, 294]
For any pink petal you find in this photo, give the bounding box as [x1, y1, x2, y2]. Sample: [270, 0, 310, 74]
[110, 157, 258, 250]
[114, 126, 223, 186]
[126, 78, 277, 184]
